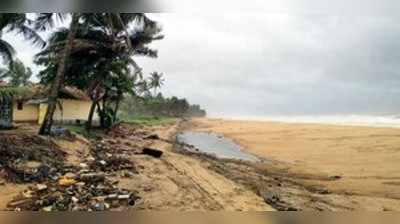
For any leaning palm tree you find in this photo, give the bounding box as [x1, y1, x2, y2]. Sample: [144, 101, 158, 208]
[0, 13, 45, 66]
[37, 13, 80, 135]
[149, 71, 164, 96]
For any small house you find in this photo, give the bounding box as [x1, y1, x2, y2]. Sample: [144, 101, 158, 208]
[0, 84, 99, 129]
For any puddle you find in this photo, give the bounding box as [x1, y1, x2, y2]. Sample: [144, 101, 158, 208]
[177, 131, 260, 162]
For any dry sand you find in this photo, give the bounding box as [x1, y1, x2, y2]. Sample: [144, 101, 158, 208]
[118, 123, 273, 211]
[0, 122, 274, 211]
[189, 118, 400, 210]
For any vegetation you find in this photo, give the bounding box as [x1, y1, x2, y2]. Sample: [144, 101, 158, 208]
[120, 93, 206, 118]
[148, 72, 164, 96]
[0, 59, 32, 86]
[0, 13, 45, 66]
[0, 13, 206, 132]
[34, 13, 163, 132]
[119, 114, 176, 126]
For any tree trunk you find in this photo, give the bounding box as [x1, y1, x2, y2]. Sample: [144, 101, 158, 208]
[86, 100, 97, 130]
[113, 94, 122, 122]
[39, 13, 80, 135]
[96, 101, 104, 127]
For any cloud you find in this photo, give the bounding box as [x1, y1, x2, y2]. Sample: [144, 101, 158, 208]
[137, 11, 400, 116]
[4, 4, 400, 116]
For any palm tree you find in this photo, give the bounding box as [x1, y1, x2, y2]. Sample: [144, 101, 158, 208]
[0, 13, 45, 66]
[149, 71, 164, 96]
[0, 59, 32, 86]
[38, 13, 80, 135]
[36, 13, 163, 132]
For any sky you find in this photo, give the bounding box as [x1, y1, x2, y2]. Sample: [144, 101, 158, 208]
[3, 1, 400, 117]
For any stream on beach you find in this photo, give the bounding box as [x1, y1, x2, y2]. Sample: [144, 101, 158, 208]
[177, 131, 260, 162]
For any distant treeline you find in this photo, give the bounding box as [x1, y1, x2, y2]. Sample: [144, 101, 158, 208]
[120, 93, 206, 118]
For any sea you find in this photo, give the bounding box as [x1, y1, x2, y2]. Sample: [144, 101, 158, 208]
[211, 114, 400, 128]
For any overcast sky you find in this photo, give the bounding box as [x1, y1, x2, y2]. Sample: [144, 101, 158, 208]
[3, 2, 400, 117]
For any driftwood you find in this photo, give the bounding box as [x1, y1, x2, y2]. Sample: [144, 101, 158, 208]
[142, 148, 163, 158]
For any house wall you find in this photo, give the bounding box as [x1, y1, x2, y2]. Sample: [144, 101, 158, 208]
[13, 103, 38, 122]
[38, 99, 99, 124]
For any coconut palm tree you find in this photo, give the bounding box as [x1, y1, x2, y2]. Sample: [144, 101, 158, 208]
[38, 13, 80, 135]
[0, 13, 45, 66]
[36, 13, 163, 132]
[149, 71, 164, 96]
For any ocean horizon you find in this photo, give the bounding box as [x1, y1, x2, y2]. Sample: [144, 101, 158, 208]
[210, 114, 400, 128]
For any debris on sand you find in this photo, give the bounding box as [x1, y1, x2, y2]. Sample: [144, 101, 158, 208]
[141, 148, 163, 158]
[0, 134, 66, 183]
[7, 173, 140, 211]
[2, 128, 142, 211]
[89, 141, 136, 172]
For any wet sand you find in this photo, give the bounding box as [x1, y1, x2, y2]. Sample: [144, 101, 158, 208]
[190, 118, 400, 209]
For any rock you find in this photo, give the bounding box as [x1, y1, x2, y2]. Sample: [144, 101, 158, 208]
[99, 160, 107, 166]
[141, 148, 163, 158]
[36, 184, 48, 191]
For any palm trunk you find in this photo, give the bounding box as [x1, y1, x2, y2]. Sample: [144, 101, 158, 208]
[96, 101, 104, 128]
[113, 94, 122, 122]
[86, 100, 97, 130]
[99, 96, 107, 128]
[39, 13, 80, 135]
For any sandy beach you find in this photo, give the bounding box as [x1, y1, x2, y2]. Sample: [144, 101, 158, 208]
[189, 118, 400, 209]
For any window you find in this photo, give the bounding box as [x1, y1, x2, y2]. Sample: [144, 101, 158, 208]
[17, 102, 23, 110]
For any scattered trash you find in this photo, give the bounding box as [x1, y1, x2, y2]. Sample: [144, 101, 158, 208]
[35, 184, 47, 191]
[7, 176, 140, 211]
[58, 177, 77, 187]
[89, 142, 136, 172]
[79, 172, 105, 183]
[0, 134, 65, 183]
[2, 123, 166, 211]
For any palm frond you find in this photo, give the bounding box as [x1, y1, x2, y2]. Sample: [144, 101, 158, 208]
[0, 39, 15, 65]
[34, 13, 68, 31]
[16, 24, 46, 48]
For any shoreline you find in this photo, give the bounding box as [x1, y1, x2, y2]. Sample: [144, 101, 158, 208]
[207, 115, 400, 129]
[184, 118, 400, 210]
